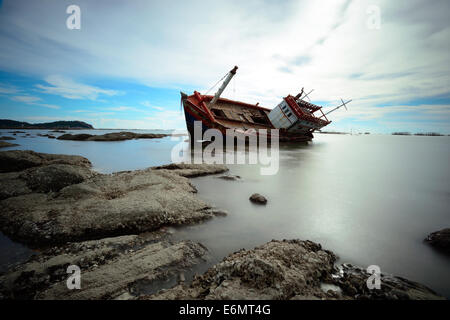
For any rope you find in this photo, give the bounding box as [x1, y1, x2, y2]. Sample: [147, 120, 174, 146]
[205, 72, 229, 95]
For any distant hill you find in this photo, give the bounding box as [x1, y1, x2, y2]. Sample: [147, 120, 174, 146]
[0, 119, 94, 129]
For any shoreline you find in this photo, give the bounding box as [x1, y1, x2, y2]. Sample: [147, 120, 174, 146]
[0, 150, 447, 300]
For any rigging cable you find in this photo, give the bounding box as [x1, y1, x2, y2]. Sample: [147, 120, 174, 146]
[205, 72, 229, 95]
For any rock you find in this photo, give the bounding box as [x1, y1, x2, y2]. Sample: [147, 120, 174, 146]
[333, 263, 444, 300]
[50, 130, 66, 133]
[0, 234, 208, 300]
[114, 292, 135, 300]
[425, 228, 450, 254]
[249, 193, 267, 204]
[37, 134, 55, 139]
[146, 239, 337, 300]
[145, 239, 444, 300]
[0, 141, 18, 149]
[57, 133, 94, 141]
[177, 272, 186, 283]
[0, 164, 94, 200]
[210, 209, 228, 217]
[0, 150, 91, 173]
[57, 131, 168, 142]
[0, 172, 32, 200]
[0, 136, 15, 140]
[217, 174, 241, 181]
[153, 163, 229, 177]
[131, 133, 168, 140]
[18, 164, 94, 193]
[0, 151, 226, 246]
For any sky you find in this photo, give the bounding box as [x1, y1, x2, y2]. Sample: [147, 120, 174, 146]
[0, 0, 449, 133]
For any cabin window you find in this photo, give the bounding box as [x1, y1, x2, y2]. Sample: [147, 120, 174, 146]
[211, 108, 226, 118]
[286, 112, 293, 117]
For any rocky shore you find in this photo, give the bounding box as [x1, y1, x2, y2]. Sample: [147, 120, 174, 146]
[0, 151, 228, 246]
[0, 150, 446, 300]
[0, 233, 208, 300]
[146, 240, 444, 300]
[0, 141, 18, 148]
[57, 131, 168, 141]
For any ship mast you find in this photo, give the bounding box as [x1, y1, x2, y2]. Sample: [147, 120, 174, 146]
[209, 66, 238, 107]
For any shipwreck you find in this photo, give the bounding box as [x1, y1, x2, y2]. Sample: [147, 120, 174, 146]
[181, 66, 350, 143]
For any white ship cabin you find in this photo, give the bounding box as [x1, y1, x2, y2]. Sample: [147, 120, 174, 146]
[268, 96, 330, 134]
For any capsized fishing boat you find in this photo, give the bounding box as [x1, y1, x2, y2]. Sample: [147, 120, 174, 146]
[181, 66, 350, 142]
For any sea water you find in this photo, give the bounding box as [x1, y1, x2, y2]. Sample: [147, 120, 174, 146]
[0, 130, 448, 297]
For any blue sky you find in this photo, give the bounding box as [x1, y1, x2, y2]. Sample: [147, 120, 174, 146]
[0, 0, 449, 133]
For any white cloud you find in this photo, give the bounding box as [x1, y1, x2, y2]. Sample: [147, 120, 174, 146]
[328, 103, 450, 122]
[37, 103, 60, 110]
[141, 101, 165, 111]
[0, 0, 449, 131]
[97, 110, 185, 129]
[106, 106, 145, 112]
[107, 106, 133, 111]
[36, 75, 119, 100]
[11, 95, 41, 103]
[10, 95, 60, 109]
[0, 86, 19, 94]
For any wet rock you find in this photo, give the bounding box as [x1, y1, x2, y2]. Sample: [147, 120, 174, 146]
[249, 193, 267, 204]
[145, 239, 444, 300]
[217, 174, 241, 181]
[425, 228, 450, 254]
[19, 164, 94, 193]
[0, 150, 91, 173]
[57, 131, 168, 141]
[0, 141, 18, 149]
[57, 133, 94, 141]
[50, 130, 66, 133]
[37, 134, 55, 139]
[210, 209, 228, 217]
[177, 272, 186, 283]
[0, 171, 31, 200]
[0, 235, 208, 300]
[0, 152, 226, 246]
[332, 263, 444, 300]
[153, 163, 228, 177]
[146, 239, 336, 300]
[0, 136, 15, 140]
[0, 164, 94, 200]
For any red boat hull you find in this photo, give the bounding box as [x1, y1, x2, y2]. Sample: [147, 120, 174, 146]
[181, 93, 313, 143]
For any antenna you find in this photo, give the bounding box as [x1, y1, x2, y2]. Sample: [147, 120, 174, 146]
[341, 98, 348, 110]
[322, 98, 352, 116]
[300, 89, 314, 101]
